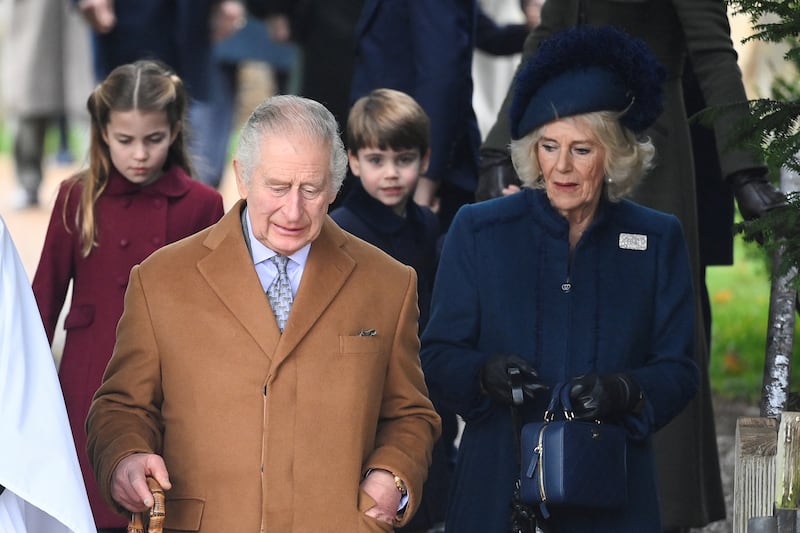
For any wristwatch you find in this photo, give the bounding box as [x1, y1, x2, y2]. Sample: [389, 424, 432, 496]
[393, 474, 407, 496]
[364, 468, 408, 496]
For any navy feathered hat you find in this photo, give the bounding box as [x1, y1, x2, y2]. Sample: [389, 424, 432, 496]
[509, 25, 666, 139]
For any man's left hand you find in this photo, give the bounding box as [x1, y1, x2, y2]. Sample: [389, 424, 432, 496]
[360, 469, 402, 524]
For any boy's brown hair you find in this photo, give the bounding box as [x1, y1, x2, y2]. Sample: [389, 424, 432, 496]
[346, 88, 430, 154]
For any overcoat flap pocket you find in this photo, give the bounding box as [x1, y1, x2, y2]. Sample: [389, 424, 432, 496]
[163, 497, 204, 531]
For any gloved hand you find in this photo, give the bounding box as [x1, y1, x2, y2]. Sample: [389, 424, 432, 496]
[480, 353, 548, 406]
[728, 168, 786, 220]
[568, 373, 643, 420]
[475, 148, 521, 202]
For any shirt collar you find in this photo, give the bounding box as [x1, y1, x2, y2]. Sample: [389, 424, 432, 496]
[243, 206, 311, 267]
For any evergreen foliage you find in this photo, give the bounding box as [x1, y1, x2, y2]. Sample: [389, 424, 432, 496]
[727, 1, 800, 288]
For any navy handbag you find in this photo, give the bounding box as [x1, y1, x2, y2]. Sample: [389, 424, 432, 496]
[519, 383, 628, 518]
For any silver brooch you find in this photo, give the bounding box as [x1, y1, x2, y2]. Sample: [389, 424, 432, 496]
[619, 233, 647, 251]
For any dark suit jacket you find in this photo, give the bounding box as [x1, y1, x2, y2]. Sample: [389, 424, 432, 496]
[350, 0, 481, 194]
[89, 0, 215, 99]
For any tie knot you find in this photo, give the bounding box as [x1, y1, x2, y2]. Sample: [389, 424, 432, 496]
[270, 254, 289, 274]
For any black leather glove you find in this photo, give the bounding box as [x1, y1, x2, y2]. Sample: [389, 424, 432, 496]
[728, 168, 786, 220]
[475, 148, 521, 202]
[480, 353, 547, 406]
[568, 373, 643, 420]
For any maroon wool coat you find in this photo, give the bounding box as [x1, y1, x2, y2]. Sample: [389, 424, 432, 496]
[32, 165, 223, 527]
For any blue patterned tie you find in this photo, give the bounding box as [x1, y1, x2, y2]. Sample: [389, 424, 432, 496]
[267, 255, 293, 332]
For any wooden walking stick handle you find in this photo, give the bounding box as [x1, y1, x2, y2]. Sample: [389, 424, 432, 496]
[127, 477, 165, 533]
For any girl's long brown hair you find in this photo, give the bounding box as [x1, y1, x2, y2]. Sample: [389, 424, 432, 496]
[67, 60, 193, 257]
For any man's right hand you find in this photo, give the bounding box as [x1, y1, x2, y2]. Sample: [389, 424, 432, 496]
[111, 453, 171, 512]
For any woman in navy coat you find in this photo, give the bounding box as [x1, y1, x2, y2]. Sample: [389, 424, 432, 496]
[32, 61, 223, 531]
[420, 27, 699, 532]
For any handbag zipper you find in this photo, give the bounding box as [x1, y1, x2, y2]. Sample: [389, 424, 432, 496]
[537, 425, 547, 502]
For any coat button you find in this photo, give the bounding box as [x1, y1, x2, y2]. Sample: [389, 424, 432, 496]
[151, 236, 161, 246]
[561, 282, 572, 293]
[117, 276, 127, 287]
[119, 238, 129, 248]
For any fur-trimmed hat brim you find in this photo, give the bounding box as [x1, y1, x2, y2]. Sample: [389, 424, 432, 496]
[509, 25, 665, 139]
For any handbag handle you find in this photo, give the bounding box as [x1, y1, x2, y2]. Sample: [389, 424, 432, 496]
[127, 477, 165, 533]
[543, 382, 575, 422]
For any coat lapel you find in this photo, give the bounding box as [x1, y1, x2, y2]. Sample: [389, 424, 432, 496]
[270, 218, 355, 371]
[197, 201, 281, 359]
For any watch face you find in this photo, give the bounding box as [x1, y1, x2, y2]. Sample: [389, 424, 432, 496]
[394, 475, 407, 495]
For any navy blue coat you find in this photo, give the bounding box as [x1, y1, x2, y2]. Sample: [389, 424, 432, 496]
[350, 0, 481, 195]
[420, 189, 699, 532]
[330, 183, 439, 333]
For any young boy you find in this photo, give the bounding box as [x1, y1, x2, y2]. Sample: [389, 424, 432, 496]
[330, 88, 451, 532]
[331, 88, 439, 328]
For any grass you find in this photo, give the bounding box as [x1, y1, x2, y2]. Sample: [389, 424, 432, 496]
[707, 232, 800, 403]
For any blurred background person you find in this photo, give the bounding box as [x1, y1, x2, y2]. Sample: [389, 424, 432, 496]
[473, 0, 544, 137]
[1, 0, 93, 209]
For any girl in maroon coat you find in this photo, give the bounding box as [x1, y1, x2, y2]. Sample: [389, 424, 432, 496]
[32, 60, 224, 532]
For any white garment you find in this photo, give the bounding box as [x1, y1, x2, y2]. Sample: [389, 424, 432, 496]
[0, 216, 96, 533]
[472, 0, 527, 138]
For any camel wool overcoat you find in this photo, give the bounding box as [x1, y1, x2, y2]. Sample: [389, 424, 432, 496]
[87, 200, 441, 532]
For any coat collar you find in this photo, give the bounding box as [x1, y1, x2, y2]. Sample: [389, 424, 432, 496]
[342, 181, 427, 235]
[528, 188, 611, 241]
[198, 200, 356, 374]
[103, 164, 194, 197]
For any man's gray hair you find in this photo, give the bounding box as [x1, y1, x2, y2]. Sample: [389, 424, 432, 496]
[235, 95, 348, 194]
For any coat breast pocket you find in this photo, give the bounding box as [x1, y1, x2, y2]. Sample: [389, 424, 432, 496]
[339, 335, 381, 356]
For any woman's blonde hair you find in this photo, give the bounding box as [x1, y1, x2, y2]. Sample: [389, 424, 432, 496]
[67, 60, 191, 257]
[509, 111, 656, 202]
